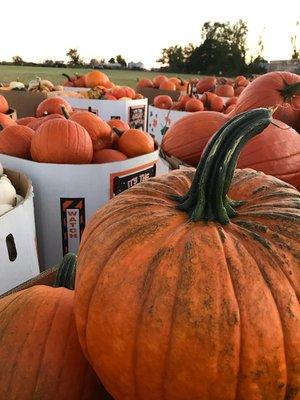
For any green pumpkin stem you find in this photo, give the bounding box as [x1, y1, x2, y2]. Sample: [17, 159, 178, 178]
[54, 253, 77, 290]
[171, 108, 272, 224]
[62, 73, 72, 82]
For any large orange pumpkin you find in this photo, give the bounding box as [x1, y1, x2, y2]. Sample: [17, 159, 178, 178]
[85, 71, 109, 88]
[0, 125, 34, 159]
[232, 71, 300, 130]
[0, 95, 9, 114]
[118, 129, 155, 157]
[0, 257, 112, 400]
[70, 111, 113, 151]
[36, 98, 73, 117]
[161, 111, 227, 166]
[31, 118, 93, 164]
[74, 108, 300, 400]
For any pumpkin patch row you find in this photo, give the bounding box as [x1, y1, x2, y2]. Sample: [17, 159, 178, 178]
[0, 97, 155, 164]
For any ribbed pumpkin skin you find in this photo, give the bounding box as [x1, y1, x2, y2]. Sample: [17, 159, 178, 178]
[85, 71, 109, 88]
[36, 98, 73, 118]
[238, 121, 300, 189]
[74, 168, 300, 400]
[232, 71, 300, 130]
[0, 125, 34, 159]
[71, 112, 113, 151]
[0, 286, 112, 400]
[31, 119, 93, 164]
[107, 119, 130, 132]
[27, 114, 64, 131]
[16, 116, 37, 126]
[161, 111, 227, 166]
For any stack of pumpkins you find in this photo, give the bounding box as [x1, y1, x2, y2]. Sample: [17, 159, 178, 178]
[0, 107, 299, 400]
[137, 74, 189, 92]
[0, 97, 155, 164]
[161, 71, 300, 190]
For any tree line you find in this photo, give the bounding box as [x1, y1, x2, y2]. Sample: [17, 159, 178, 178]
[156, 20, 299, 76]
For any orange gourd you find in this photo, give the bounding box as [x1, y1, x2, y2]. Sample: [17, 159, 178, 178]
[92, 149, 127, 163]
[118, 129, 154, 157]
[0, 125, 34, 159]
[74, 108, 300, 400]
[31, 118, 93, 164]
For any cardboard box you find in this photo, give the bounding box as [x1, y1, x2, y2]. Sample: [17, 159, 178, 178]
[148, 105, 190, 144]
[136, 87, 182, 104]
[0, 153, 169, 269]
[59, 96, 148, 131]
[0, 169, 39, 295]
[0, 90, 47, 118]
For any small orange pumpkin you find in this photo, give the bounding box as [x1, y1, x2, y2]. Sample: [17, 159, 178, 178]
[118, 129, 155, 157]
[159, 80, 177, 91]
[0, 125, 34, 159]
[0, 113, 17, 129]
[137, 78, 154, 88]
[153, 75, 168, 88]
[85, 71, 109, 88]
[92, 149, 127, 163]
[153, 95, 173, 109]
[185, 99, 204, 112]
[196, 76, 217, 93]
[31, 118, 93, 164]
[36, 98, 73, 118]
[215, 84, 235, 97]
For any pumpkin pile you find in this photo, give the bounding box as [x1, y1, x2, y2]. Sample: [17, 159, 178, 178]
[137, 75, 189, 92]
[0, 162, 24, 216]
[0, 97, 155, 164]
[0, 95, 16, 129]
[1, 110, 299, 400]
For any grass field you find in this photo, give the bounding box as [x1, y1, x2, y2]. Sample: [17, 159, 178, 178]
[0, 66, 201, 88]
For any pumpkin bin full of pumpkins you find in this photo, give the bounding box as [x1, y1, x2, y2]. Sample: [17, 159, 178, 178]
[0, 96, 169, 268]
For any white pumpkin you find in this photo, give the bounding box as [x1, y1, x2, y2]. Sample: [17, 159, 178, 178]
[9, 81, 25, 90]
[0, 204, 13, 216]
[0, 176, 16, 205]
[15, 194, 24, 204]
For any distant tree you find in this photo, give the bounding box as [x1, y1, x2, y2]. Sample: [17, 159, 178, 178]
[66, 48, 83, 65]
[44, 59, 54, 66]
[12, 55, 24, 65]
[108, 57, 116, 64]
[157, 45, 186, 72]
[116, 55, 127, 67]
[186, 20, 248, 75]
[291, 21, 299, 59]
[90, 58, 100, 67]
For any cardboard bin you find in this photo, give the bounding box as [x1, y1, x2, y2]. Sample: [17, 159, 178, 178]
[148, 105, 190, 144]
[0, 90, 47, 118]
[59, 95, 148, 131]
[0, 169, 39, 295]
[0, 153, 169, 269]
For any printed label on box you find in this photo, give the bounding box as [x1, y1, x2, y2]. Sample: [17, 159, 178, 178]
[129, 105, 146, 129]
[110, 162, 157, 198]
[60, 198, 86, 255]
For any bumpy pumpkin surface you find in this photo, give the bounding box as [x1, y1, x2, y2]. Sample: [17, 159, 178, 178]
[75, 109, 300, 400]
[0, 285, 112, 400]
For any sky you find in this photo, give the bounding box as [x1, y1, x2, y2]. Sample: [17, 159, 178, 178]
[1, 0, 299, 69]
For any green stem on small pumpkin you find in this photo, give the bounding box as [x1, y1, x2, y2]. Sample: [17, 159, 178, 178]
[171, 108, 272, 224]
[62, 73, 73, 82]
[54, 253, 77, 290]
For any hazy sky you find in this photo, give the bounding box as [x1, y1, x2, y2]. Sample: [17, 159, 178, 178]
[1, 0, 299, 68]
